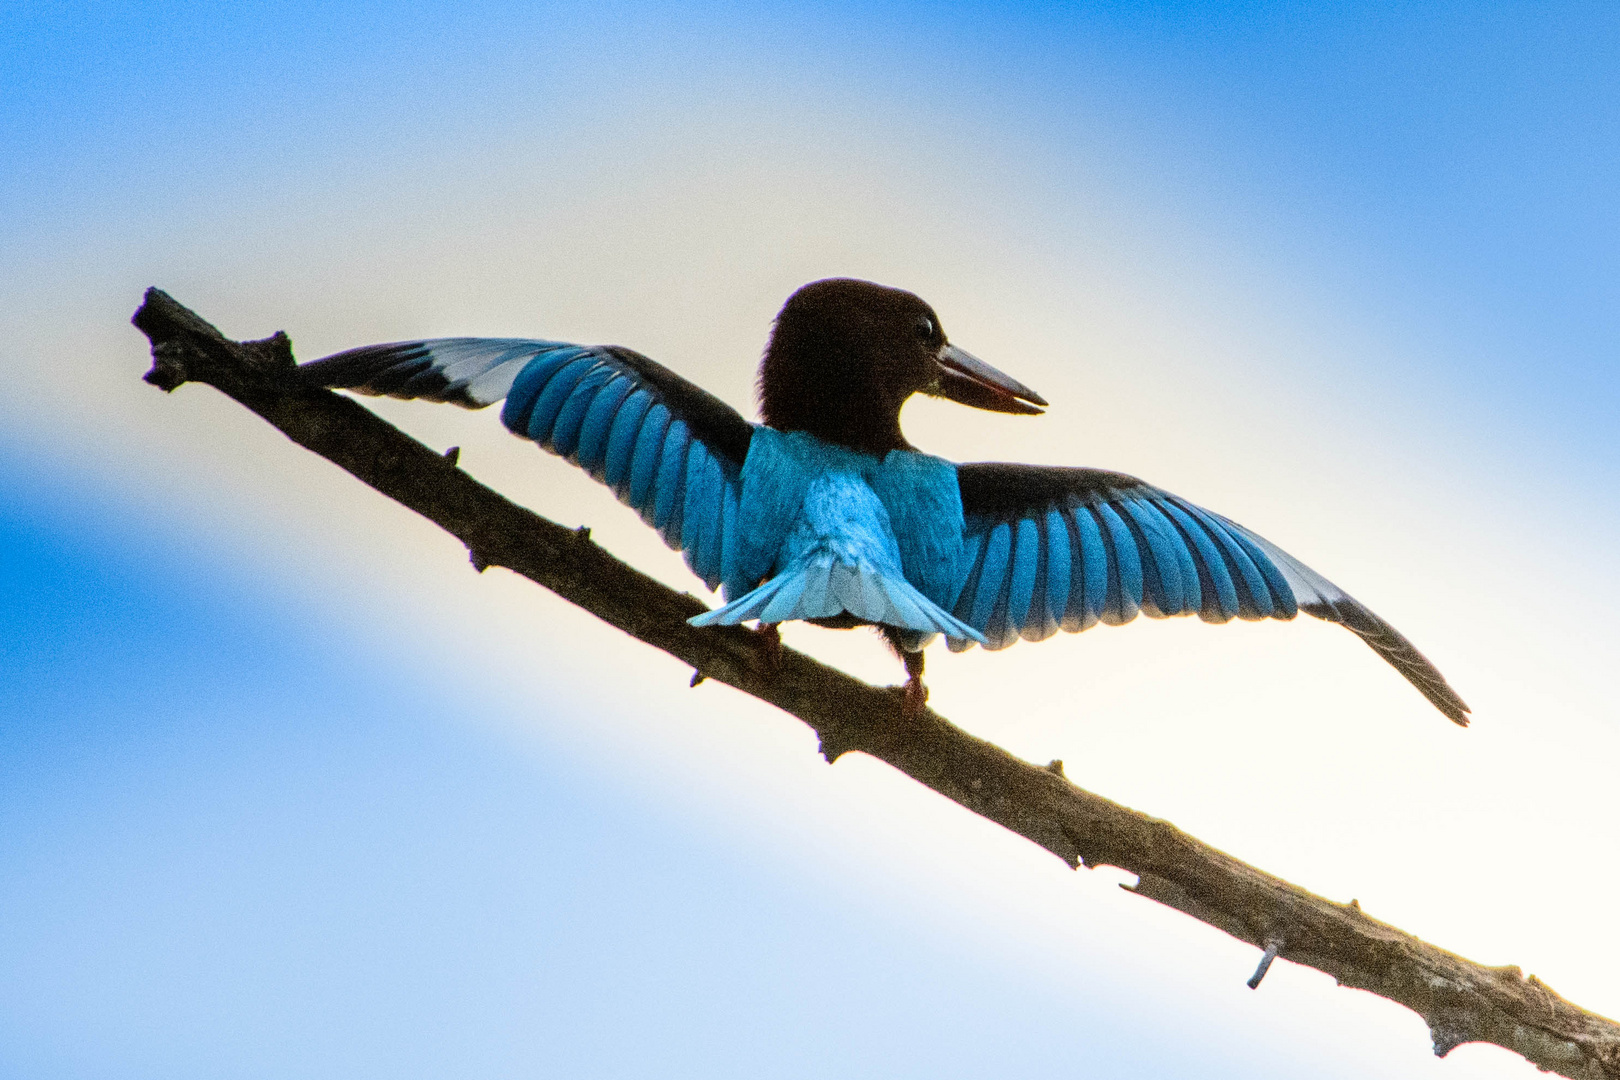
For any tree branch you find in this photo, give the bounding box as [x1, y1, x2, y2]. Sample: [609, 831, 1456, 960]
[133, 288, 1619, 1080]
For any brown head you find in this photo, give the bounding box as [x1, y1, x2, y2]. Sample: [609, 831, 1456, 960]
[758, 278, 1046, 455]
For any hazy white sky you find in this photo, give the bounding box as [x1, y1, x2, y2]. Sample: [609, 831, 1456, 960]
[2, 3, 1616, 1077]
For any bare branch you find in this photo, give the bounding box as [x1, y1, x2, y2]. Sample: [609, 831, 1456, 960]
[133, 288, 1620, 1080]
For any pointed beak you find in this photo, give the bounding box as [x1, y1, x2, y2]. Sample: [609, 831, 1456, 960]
[932, 343, 1048, 415]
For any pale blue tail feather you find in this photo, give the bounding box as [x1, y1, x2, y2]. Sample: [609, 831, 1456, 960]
[689, 557, 987, 643]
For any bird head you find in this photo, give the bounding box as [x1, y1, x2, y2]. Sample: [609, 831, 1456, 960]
[758, 278, 1047, 455]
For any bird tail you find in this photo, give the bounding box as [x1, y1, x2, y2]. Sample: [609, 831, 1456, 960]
[690, 556, 986, 644]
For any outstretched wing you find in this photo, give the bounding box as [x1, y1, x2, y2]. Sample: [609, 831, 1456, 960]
[951, 463, 1469, 725]
[300, 338, 755, 592]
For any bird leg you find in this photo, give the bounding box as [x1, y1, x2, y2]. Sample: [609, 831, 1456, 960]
[901, 649, 928, 718]
[879, 626, 929, 718]
[753, 621, 783, 669]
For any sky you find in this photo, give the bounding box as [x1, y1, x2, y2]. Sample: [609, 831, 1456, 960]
[1, 2, 1617, 1077]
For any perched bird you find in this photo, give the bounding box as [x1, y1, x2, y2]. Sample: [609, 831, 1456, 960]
[301, 278, 1469, 724]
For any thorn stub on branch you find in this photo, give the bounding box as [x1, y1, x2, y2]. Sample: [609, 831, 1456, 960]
[1046, 759, 1066, 777]
[689, 670, 706, 687]
[241, 330, 296, 372]
[143, 340, 194, 392]
[1428, 1010, 1479, 1058]
[1248, 939, 1283, 989]
[817, 730, 853, 765]
[443, 446, 460, 466]
[470, 550, 489, 572]
[574, 525, 591, 542]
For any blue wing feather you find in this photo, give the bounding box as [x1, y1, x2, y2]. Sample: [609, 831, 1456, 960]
[501, 347, 583, 428]
[681, 449, 728, 588]
[704, 457, 732, 588]
[719, 481, 743, 590]
[572, 375, 636, 476]
[1070, 507, 1106, 631]
[549, 366, 615, 457]
[678, 448, 708, 559]
[1192, 505, 1276, 615]
[525, 358, 600, 442]
[944, 531, 989, 644]
[1143, 499, 1204, 616]
[1092, 503, 1141, 624]
[628, 402, 673, 510]
[1022, 516, 1058, 642]
[974, 522, 1015, 637]
[946, 529, 986, 613]
[1182, 505, 1274, 619]
[652, 421, 690, 541]
[1158, 499, 1245, 621]
[1201, 509, 1298, 619]
[1042, 508, 1071, 636]
[1003, 518, 1042, 645]
[1119, 498, 1186, 618]
[1116, 501, 1166, 617]
[603, 390, 655, 492]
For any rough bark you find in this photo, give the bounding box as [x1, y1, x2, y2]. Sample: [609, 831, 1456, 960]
[133, 288, 1619, 1079]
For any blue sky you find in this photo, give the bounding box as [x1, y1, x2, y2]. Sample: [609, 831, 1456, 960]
[4, 461, 1229, 1078]
[2, 2, 1616, 1077]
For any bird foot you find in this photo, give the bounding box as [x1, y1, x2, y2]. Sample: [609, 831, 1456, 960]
[901, 675, 929, 719]
[754, 622, 783, 669]
[885, 636, 930, 720]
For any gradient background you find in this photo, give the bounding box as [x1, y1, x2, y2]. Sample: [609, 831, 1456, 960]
[2, 2, 1616, 1077]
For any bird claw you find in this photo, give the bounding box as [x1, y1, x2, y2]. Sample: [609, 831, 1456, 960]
[882, 632, 930, 720]
[901, 675, 929, 719]
[754, 622, 783, 669]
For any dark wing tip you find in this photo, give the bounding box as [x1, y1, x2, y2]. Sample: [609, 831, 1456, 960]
[298, 342, 488, 408]
[300, 342, 429, 390]
[1302, 600, 1471, 726]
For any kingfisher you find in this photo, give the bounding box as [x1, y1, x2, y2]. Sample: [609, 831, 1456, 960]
[301, 278, 1469, 724]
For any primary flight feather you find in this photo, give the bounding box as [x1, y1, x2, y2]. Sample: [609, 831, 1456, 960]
[300, 278, 1469, 725]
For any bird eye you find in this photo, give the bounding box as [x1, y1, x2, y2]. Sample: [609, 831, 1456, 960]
[915, 317, 935, 341]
